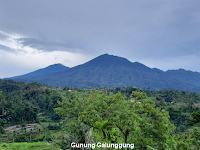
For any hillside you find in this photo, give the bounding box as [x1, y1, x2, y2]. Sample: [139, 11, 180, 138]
[10, 63, 69, 82]
[7, 54, 200, 92]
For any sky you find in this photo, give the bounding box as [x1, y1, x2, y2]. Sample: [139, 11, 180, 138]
[1, 0, 200, 78]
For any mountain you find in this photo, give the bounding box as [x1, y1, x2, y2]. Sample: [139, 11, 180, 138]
[10, 63, 69, 81]
[6, 54, 200, 92]
[165, 69, 200, 87]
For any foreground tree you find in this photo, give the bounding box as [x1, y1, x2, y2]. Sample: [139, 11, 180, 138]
[55, 91, 175, 150]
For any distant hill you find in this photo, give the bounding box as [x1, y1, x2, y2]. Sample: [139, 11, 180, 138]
[10, 63, 69, 82]
[6, 54, 200, 92]
[165, 69, 200, 87]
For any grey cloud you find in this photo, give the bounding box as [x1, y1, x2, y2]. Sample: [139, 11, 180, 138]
[0, 0, 200, 77]
[17, 38, 88, 52]
[0, 44, 14, 52]
[0, 32, 8, 40]
[0, 32, 16, 52]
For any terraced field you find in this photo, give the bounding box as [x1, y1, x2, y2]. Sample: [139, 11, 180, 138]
[0, 142, 61, 150]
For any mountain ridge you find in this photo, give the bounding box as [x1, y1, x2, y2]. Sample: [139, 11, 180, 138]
[11, 63, 69, 79]
[6, 54, 200, 92]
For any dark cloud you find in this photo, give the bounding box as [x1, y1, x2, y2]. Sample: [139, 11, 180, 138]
[1, 0, 200, 77]
[17, 38, 88, 52]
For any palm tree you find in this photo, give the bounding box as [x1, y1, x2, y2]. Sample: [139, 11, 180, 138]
[29, 128, 35, 143]
[0, 91, 6, 116]
[11, 131, 17, 143]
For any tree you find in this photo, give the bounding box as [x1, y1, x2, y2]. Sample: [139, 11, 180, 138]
[56, 91, 175, 150]
[0, 91, 6, 116]
[189, 109, 200, 126]
[10, 131, 18, 143]
[63, 86, 69, 90]
[11, 104, 26, 122]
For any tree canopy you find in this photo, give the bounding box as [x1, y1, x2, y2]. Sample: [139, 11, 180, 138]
[55, 91, 175, 149]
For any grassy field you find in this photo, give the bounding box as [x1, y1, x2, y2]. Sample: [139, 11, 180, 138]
[0, 142, 62, 150]
[39, 122, 59, 126]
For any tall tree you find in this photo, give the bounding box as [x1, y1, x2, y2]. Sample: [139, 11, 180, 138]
[0, 91, 6, 115]
[56, 91, 175, 150]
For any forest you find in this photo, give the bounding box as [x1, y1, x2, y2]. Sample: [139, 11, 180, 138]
[0, 79, 200, 149]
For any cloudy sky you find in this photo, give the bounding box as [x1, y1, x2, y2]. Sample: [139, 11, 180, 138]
[0, 0, 200, 78]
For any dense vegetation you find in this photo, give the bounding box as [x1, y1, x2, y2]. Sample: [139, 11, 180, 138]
[8, 54, 200, 92]
[56, 91, 175, 149]
[109, 87, 200, 133]
[0, 80, 62, 126]
[0, 80, 64, 149]
[55, 88, 200, 149]
[0, 79, 200, 149]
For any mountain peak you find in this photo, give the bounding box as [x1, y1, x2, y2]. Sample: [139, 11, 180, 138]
[7, 54, 200, 92]
[47, 63, 66, 68]
[97, 53, 130, 61]
[11, 63, 69, 79]
[84, 53, 131, 67]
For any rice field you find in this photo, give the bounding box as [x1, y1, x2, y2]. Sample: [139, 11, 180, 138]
[0, 142, 61, 150]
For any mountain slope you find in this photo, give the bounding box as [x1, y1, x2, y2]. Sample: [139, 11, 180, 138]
[7, 54, 200, 92]
[11, 63, 69, 79]
[165, 69, 200, 87]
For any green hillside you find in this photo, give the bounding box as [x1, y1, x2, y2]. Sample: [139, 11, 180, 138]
[0, 80, 200, 149]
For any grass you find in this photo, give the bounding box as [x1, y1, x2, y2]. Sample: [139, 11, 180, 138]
[39, 122, 58, 126]
[0, 142, 61, 150]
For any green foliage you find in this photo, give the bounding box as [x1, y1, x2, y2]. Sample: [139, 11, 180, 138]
[52, 118, 90, 149]
[175, 127, 200, 150]
[1, 79, 200, 149]
[189, 109, 200, 126]
[5, 126, 54, 143]
[110, 87, 200, 133]
[56, 91, 175, 149]
[189, 127, 200, 149]
[132, 91, 147, 99]
[147, 136, 177, 150]
[63, 86, 69, 90]
[0, 142, 61, 150]
[0, 80, 63, 126]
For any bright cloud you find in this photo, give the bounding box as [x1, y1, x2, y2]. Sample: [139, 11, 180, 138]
[0, 31, 92, 78]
